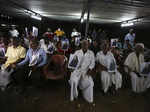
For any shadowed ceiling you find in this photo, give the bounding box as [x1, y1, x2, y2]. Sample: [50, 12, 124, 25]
[0, 0, 150, 25]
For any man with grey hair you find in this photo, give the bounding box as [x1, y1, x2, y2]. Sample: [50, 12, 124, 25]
[69, 40, 95, 103]
[124, 43, 150, 93]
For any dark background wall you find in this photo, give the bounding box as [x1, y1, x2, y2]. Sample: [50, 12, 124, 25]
[0, 15, 150, 48]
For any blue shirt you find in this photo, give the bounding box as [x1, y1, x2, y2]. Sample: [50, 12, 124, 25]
[17, 48, 47, 67]
[124, 33, 135, 48]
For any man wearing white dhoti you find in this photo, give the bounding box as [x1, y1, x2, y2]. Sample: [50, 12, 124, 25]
[124, 43, 150, 93]
[96, 43, 122, 94]
[69, 40, 95, 103]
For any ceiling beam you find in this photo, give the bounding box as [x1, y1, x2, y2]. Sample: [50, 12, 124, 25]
[5, 0, 42, 17]
[100, 0, 150, 8]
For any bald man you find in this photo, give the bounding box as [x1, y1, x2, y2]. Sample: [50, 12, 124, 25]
[124, 43, 150, 93]
[69, 40, 95, 103]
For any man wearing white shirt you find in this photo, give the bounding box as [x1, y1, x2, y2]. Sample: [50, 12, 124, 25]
[69, 40, 95, 103]
[96, 43, 122, 94]
[71, 28, 80, 38]
[9, 27, 19, 38]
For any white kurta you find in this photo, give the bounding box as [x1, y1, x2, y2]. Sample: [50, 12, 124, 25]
[9, 29, 19, 37]
[124, 52, 150, 93]
[69, 49, 95, 103]
[96, 51, 122, 93]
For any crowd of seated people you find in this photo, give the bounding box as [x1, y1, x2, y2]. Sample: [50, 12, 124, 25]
[0, 27, 149, 104]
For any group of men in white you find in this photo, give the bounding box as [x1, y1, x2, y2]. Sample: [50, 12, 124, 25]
[5, 27, 150, 103]
[68, 39, 150, 103]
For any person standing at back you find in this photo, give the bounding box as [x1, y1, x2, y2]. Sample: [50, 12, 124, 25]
[124, 29, 135, 49]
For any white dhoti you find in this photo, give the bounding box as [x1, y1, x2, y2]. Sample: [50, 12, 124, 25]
[101, 70, 122, 93]
[130, 72, 150, 93]
[69, 70, 94, 103]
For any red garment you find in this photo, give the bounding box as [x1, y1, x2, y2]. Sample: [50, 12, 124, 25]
[43, 55, 66, 80]
[44, 32, 54, 40]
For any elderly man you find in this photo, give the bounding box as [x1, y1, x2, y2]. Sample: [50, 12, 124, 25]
[96, 42, 122, 94]
[124, 43, 150, 93]
[12, 38, 47, 88]
[69, 40, 95, 103]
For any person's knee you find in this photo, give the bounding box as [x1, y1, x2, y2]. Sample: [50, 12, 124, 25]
[101, 71, 109, 79]
[116, 71, 122, 78]
[89, 79, 94, 87]
[130, 72, 137, 78]
[101, 71, 108, 74]
[70, 77, 78, 85]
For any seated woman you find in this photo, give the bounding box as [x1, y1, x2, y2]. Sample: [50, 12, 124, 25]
[96, 43, 122, 95]
[0, 38, 26, 90]
[12, 38, 47, 88]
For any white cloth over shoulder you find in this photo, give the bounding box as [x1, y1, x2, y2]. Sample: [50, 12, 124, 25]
[124, 52, 144, 73]
[96, 51, 122, 93]
[69, 49, 95, 103]
[124, 52, 150, 93]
